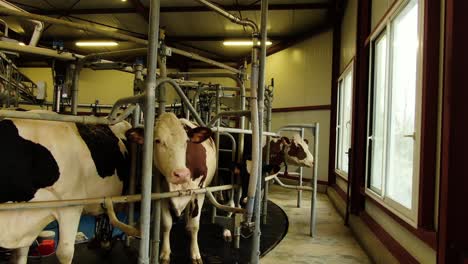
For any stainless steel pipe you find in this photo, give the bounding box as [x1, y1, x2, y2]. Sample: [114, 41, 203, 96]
[139, 0, 160, 262]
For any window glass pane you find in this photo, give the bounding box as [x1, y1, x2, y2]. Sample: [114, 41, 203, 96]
[340, 72, 353, 172]
[336, 80, 342, 170]
[369, 34, 387, 192]
[386, 1, 419, 208]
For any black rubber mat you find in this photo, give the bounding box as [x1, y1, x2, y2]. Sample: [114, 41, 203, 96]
[2, 201, 288, 264]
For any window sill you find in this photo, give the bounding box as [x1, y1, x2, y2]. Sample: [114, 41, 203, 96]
[363, 193, 437, 249]
[334, 170, 349, 181]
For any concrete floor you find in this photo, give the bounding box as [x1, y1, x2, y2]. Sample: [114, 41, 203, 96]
[261, 185, 372, 264]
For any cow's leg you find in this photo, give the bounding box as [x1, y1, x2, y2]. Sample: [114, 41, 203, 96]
[186, 195, 204, 264]
[55, 207, 83, 264]
[12, 247, 29, 264]
[160, 199, 172, 264]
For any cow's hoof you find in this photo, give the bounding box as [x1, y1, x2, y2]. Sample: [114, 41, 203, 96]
[192, 258, 203, 264]
[160, 259, 170, 264]
[223, 229, 232, 242]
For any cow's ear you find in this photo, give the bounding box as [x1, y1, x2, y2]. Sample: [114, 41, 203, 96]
[304, 139, 309, 144]
[125, 128, 145, 145]
[281, 137, 291, 145]
[188, 127, 212, 143]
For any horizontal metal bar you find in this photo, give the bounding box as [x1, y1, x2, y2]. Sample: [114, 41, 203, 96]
[0, 184, 236, 211]
[270, 175, 313, 191]
[206, 190, 245, 214]
[208, 110, 250, 127]
[212, 127, 278, 137]
[169, 47, 240, 74]
[0, 108, 134, 125]
[219, 149, 233, 152]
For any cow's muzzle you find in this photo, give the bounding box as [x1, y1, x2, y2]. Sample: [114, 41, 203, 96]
[170, 168, 191, 184]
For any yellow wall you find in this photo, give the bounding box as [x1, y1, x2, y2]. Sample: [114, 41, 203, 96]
[265, 30, 333, 108]
[371, 0, 397, 30]
[18, 68, 54, 103]
[78, 69, 134, 105]
[340, 0, 358, 72]
[263, 29, 333, 182]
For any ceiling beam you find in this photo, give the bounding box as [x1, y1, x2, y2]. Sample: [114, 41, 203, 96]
[128, 0, 149, 22]
[165, 35, 284, 42]
[32, 3, 330, 16]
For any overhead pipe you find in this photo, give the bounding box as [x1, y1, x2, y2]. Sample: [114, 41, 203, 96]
[0, 8, 239, 73]
[194, 0, 259, 32]
[0, 18, 8, 37]
[0, 41, 77, 61]
[0, 1, 43, 46]
[139, 0, 160, 262]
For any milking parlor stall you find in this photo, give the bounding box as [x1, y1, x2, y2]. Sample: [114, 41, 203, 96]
[0, 0, 342, 263]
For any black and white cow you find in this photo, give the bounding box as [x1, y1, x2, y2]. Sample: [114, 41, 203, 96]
[0, 111, 215, 264]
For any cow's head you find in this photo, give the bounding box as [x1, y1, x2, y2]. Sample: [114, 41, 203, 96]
[284, 134, 314, 167]
[126, 113, 212, 186]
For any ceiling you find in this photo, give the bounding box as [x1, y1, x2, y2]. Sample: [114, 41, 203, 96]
[1, 0, 337, 68]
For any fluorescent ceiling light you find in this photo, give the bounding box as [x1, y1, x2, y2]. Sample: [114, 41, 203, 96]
[75, 41, 119, 47]
[18, 42, 25, 46]
[223, 40, 273, 46]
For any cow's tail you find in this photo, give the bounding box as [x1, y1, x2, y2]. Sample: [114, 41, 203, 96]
[104, 198, 141, 238]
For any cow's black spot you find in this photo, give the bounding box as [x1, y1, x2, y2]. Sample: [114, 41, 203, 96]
[76, 124, 129, 187]
[0, 120, 60, 203]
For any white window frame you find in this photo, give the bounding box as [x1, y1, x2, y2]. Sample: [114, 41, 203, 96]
[335, 62, 354, 179]
[365, 0, 424, 227]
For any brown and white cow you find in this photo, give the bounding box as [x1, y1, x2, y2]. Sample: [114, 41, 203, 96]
[221, 133, 314, 241]
[127, 112, 216, 264]
[220, 133, 314, 204]
[0, 111, 214, 264]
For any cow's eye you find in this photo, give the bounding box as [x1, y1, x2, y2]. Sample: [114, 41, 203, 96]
[155, 139, 161, 144]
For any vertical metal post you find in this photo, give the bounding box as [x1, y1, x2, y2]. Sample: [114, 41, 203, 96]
[262, 88, 272, 224]
[127, 63, 143, 247]
[297, 128, 305, 208]
[251, 0, 268, 263]
[70, 63, 79, 115]
[140, 0, 160, 263]
[310, 124, 319, 237]
[150, 18, 164, 264]
[237, 74, 246, 164]
[211, 85, 220, 223]
[5, 64, 11, 108]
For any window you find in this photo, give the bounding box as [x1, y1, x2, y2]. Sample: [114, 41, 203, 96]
[366, 0, 421, 223]
[335, 63, 354, 177]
